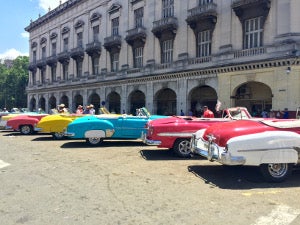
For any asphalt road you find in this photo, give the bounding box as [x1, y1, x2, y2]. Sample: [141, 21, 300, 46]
[1, 131, 300, 225]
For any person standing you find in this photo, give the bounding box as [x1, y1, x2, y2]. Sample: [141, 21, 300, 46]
[89, 104, 95, 115]
[76, 105, 83, 114]
[202, 106, 214, 118]
[282, 108, 289, 119]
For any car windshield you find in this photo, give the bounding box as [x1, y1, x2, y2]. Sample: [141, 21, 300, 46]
[136, 107, 151, 117]
[228, 108, 250, 119]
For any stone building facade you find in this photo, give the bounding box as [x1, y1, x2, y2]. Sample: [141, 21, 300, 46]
[25, 0, 300, 117]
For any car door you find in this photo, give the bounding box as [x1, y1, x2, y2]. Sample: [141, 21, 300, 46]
[118, 115, 148, 138]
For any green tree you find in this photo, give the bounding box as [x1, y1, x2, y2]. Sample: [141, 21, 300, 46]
[0, 56, 29, 110]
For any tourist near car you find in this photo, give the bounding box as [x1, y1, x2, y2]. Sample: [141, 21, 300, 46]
[190, 119, 300, 182]
[36, 107, 114, 139]
[142, 107, 253, 158]
[64, 107, 167, 146]
[5, 114, 48, 135]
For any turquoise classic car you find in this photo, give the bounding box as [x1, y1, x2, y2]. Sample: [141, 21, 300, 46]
[64, 108, 168, 145]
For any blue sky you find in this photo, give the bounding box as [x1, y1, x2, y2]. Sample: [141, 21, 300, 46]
[0, 0, 67, 60]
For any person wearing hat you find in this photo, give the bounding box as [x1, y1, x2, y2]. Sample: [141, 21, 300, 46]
[76, 105, 83, 114]
[83, 105, 90, 114]
[58, 104, 67, 113]
[202, 106, 214, 118]
[89, 104, 95, 115]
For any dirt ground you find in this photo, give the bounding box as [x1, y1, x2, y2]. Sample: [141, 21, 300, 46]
[1, 131, 300, 225]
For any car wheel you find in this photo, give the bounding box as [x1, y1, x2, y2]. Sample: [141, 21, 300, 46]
[173, 138, 191, 158]
[20, 125, 33, 135]
[86, 137, 103, 146]
[52, 132, 65, 140]
[260, 163, 293, 182]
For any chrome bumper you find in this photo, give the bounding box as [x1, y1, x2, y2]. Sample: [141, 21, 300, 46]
[191, 135, 245, 166]
[64, 132, 75, 137]
[141, 132, 161, 146]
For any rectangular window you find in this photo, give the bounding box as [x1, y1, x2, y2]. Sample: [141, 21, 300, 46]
[41, 47, 46, 59]
[32, 71, 36, 85]
[63, 63, 68, 80]
[92, 56, 100, 75]
[111, 53, 119, 72]
[51, 66, 56, 82]
[33, 51, 37, 63]
[244, 17, 263, 49]
[51, 42, 56, 56]
[199, 0, 213, 5]
[41, 68, 46, 84]
[134, 47, 143, 68]
[63, 38, 68, 51]
[77, 32, 83, 47]
[76, 60, 83, 77]
[134, 7, 144, 28]
[112, 17, 119, 36]
[162, 39, 173, 63]
[197, 30, 211, 57]
[162, 0, 174, 18]
[93, 25, 99, 42]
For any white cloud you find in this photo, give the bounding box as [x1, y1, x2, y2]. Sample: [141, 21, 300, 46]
[0, 49, 29, 60]
[39, 0, 68, 12]
[21, 32, 29, 39]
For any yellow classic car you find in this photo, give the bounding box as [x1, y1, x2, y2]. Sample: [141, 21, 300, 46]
[36, 114, 84, 139]
[36, 107, 117, 139]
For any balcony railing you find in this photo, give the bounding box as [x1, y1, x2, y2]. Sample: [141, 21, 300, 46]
[86, 41, 102, 56]
[125, 27, 147, 45]
[187, 3, 217, 18]
[36, 59, 47, 69]
[232, 0, 263, 8]
[103, 35, 122, 51]
[70, 46, 84, 60]
[57, 51, 70, 63]
[233, 47, 266, 58]
[152, 16, 178, 37]
[46, 55, 57, 66]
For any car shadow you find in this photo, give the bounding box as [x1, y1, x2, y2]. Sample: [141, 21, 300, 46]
[3, 132, 49, 137]
[60, 140, 146, 149]
[140, 149, 204, 161]
[31, 136, 66, 141]
[188, 164, 300, 189]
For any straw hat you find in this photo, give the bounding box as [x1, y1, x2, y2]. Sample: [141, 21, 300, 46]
[58, 103, 65, 108]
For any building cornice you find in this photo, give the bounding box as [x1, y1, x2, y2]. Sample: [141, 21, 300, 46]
[25, 0, 86, 32]
[26, 57, 299, 94]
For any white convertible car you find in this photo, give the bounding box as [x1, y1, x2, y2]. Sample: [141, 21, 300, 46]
[191, 119, 300, 182]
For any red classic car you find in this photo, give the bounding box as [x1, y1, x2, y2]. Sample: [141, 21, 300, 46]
[142, 107, 252, 158]
[191, 119, 300, 182]
[6, 114, 48, 135]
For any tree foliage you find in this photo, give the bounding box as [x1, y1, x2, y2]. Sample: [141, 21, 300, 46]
[0, 56, 29, 110]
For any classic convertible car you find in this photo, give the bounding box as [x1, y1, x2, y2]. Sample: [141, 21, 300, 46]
[36, 114, 84, 139]
[5, 114, 48, 134]
[64, 107, 167, 145]
[36, 107, 117, 139]
[191, 119, 300, 182]
[142, 107, 252, 158]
